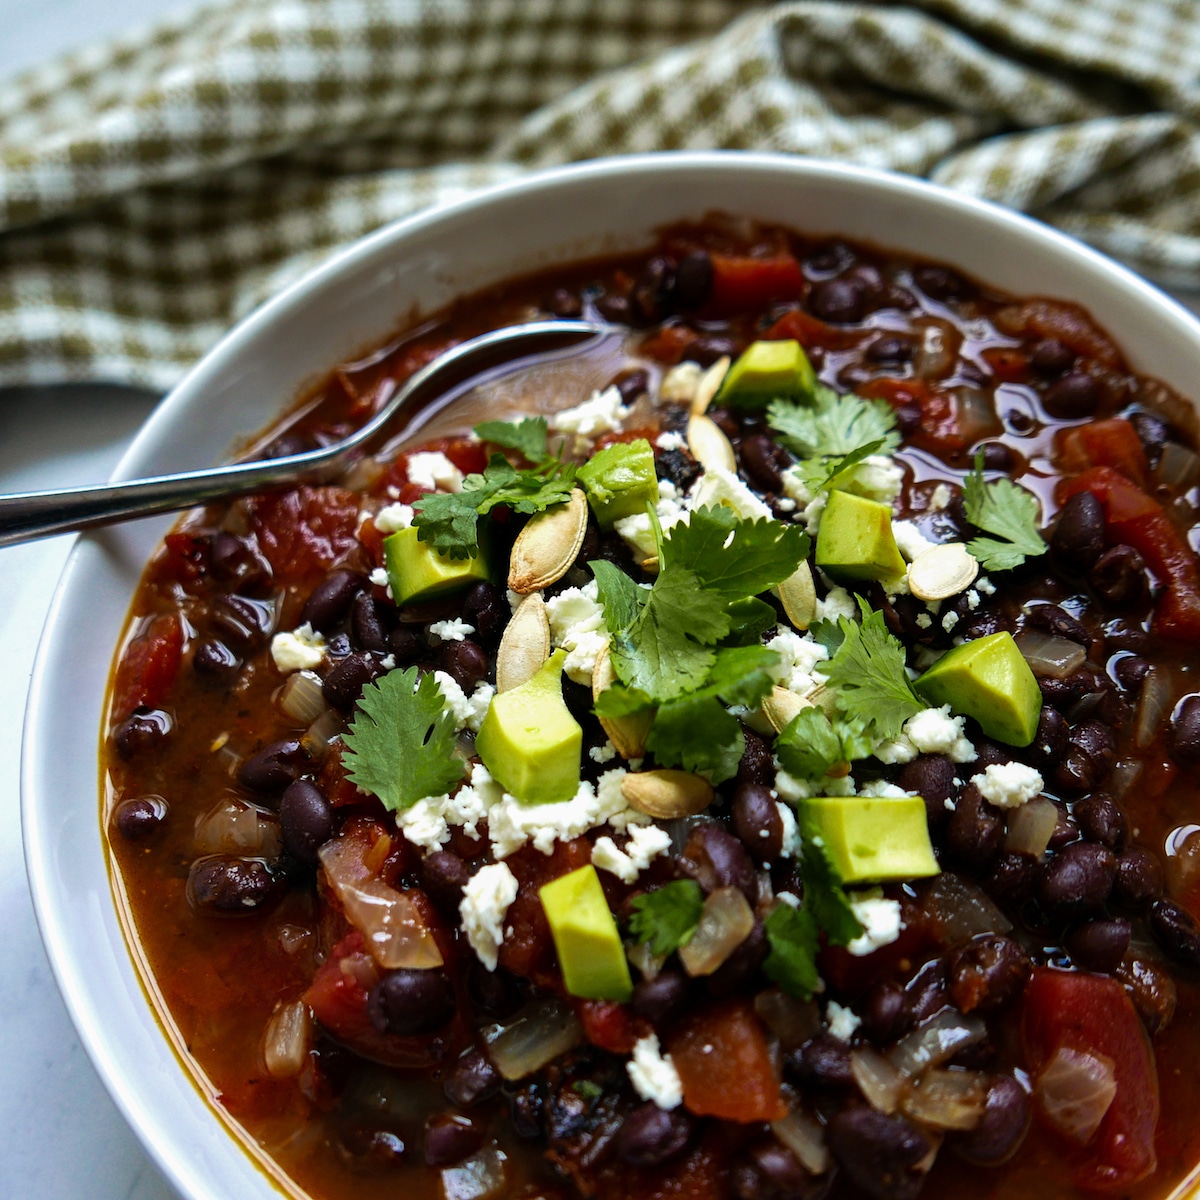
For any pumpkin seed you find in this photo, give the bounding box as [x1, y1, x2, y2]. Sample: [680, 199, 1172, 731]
[690, 355, 731, 415]
[777, 561, 817, 630]
[496, 593, 550, 692]
[508, 487, 588, 594]
[591, 642, 653, 759]
[907, 542, 979, 602]
[687, 413, 737, 473]
[762, 686, 814, 734]
[621, 769, 714, 819]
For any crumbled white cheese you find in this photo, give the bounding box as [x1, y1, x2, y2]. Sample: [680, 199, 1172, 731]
[915, 612, 933, 630]
[845, 455, 904, 504]
[764, 627, 830, 696]
[507, 587, 526, 612]
[815, 585, 857, 623]
[429, 618, 475, 643]
[615, 479, 690, 559]
[552, 386, 630, 440]
[460, 862, 519, 971]
[466, 682, 494, 733]
[369, 566, 390, 588]
[547, 580, 610, 685]
[270, 623, 325, 672]
[775, 497, 798, 513]
[398, 768, 494, 851]
[826, 1000, 863, 1041]
[857, 779, 912, 798]
[659, 361, 703, 404]
[655, 430, 687, 452]
[846, 888, 905, 957]
[379, 653, 396, 671]
[776, 800, 801, 858]
[930, 483, 952, 510]
[592, 824, 672, 883]
[902, 705, 977, 763]
[942, 610, 960, 633]
[972, 761, 1044, 809]
[627, 1033, 683, 1109]
[690, 466, 772, 522]
[374, 502, 414, 533]
[774, 766, 855, 802]
[434, 673, 494, 733]
[589, 740, 618, 764]
[892, 520, 938, 563]
[965, 589, 981, 611]
[975, 576, 996, 597]
[406, 451, 463, 493]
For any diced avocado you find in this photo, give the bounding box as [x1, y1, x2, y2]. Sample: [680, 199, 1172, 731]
[475, 650, 582, 805]
[797, 796, 939, 885]
[383, 526, 489, 606]
[578, 439, 658, 529]
[914, 631, 1042, 747]
[539, 864, 633, 1001]
[718, 339, 817, 409]
[815, 490, 906, 583]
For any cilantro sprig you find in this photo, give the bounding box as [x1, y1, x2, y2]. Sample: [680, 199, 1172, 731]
[342, 667, 465, 811]
[768, 385, 900, 459]
[628, 881, 705, 957]
[963, 450, 1047, 571]
[473, 416, 552, 464]
[775, 706, 872, 780]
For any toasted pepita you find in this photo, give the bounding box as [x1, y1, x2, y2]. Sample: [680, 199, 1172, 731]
[687, 413, 737, 473]
[496, 593, 551, 692]
[761, 686, 814, 734]
[508, 488, 588, 594]
[591, 643, 653, 759]
[690, 355, 731, 415]
[621, 769, 714, 819]
[806, 683, 840, 719]
[907, 542, 979, 602]
[777, 561, 817, 630]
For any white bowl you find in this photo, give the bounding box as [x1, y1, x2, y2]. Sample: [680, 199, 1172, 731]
[23, 151, 1200, 1200]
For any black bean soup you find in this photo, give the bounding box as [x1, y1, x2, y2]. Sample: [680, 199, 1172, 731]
[106, 218, 1200, 1200]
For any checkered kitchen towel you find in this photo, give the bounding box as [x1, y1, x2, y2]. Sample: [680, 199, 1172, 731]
[3, 0, 1200, 390]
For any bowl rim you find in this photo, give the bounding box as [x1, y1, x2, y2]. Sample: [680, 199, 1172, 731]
[22, 148, 1200, 1200]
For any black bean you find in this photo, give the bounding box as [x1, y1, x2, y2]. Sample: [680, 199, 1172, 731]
[1113, 654, 1149, 692]
[913, 263, 972, 302]
[1053, 719, 1116, 793]
[279, 780, 333, 864]
[1030, 338, 1074, 377]
[113, 795, 168, 840]
[326, 632, 352, 657]
[894, 403, 922, 436]
[187, 855, 282, 915]
[631, 970, 692, 1026]
[809, 276, 868, 324]
[467, 962, 522, 1018]
[866, 335, 913, 364]
[444, 1047, 502, 1108]
[673, 250, 713, 310]
[595, 291, 631, 323]
[387, 626, 425, 665]
[211, 594, 274, 653]
[460, 582, 505, 646]
[827, 1107, 931, 1200]
[1020, 708, 1068, 774]
[905, 960, 949, 1023]
[238, 738, 308, 794]
[707, 921, 768, 997]
[1169, 694, 1200, 765]
[1043, 371, 1100, 419]
[1023, 603, 1091, 646]
[971, 738, 1013, 771]
[984, 851, 1040, 907]
[954, 1075, 1030, 1166]
[192, 638, 241, 684]
[618, 1102, 692, 1167]
[547, 287, 582, 318]
[733, 1139, 827, 1200]
[685, 334, 739, 367]
[1130, 410, 1170, 461]
[436, 639, 488, 691]
[977, 442, 1015, 471]
[1120, 955, 1177, 1034]
[323, 651, 386, 711]
[1038, 841, 1116, 920]
[947, 934, 1031, 1014]
[945, 785, 1004, 870]
[367, 969, 455, 1036]
[631, 257, 677, 325]
[505, 1081, 543, 1139]
[336, 1123, 407, 1168]
[732, 784, 784, 863]
[301, 570, 364, 633]
[113, 707, 172, 760]
[1104, 617, 1151, 653]
[350, 592, 393, 653]
[1046, 799, 1081, 851]
[424, 1113, 484, 1167]
[737, 727, 775, 788]
[861, 980, 914, 1044]
[897, 755, 958, 829]
[1067, 917, 1131, 973]
[1038, 669, 1093, 711]
[788, 1033, 853, 1088]
[961, 611, 1009, 642]
[806, 241, 855, 275]
[681, 824, 756, 899]
[1113, 845, 1165, 908]
[210, 531, 272, 592]
[1051, 492, 1106, 572]
[1073, 794, 1125, 850]
[420, 850, 471, 914]
[740, 433, 790, 493]
[656, 447, 702, 493]
[1148, 899, 1200, 968]
[1090, 545, 1148, 607]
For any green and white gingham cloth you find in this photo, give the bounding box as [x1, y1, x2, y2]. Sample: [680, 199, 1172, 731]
[4, 0, 1200, 390]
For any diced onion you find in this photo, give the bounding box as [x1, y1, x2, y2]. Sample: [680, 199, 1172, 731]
[913, 320, 959, 380]
[953, 386, 1003, 446]
[194, 798, 282, 858]
[278, 670, 328, 724]
[755, 989, 821, 1050]
[921, 873, 1012, 945]
[627, 941, 666, 982]
[1004, 797, 1059, 860]
[486, 1000, 583, 1081]
[851, 1046, 908, 1114]
[1036, 1047, 1117, 1144]
[1015, 630, 1087, 680]
[889, 1009, 989, 1079]
[302, 708, 345, 762]
[319, 837, 443, 970]
[263, 1000, 312, 1079]
[1155, 441, 1200, 491]
[1107, 758, 1143, 801]
[664, 816, 707, 856]
[771, 1108, 831, 1176]
[1134, 667, 1171, 749]
[901, 1069, 988, 1131]
[441, 1147, 508, 1200]
[678, 887, 755, 977]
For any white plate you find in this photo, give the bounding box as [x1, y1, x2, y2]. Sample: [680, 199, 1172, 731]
[23, 151, 1200, 1200]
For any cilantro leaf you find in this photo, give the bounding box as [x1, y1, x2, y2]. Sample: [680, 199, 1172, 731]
[474, 417, 551, 463]
[775, 706, 872, 779]
[723, 596, 779, 646]
[768, 385, 900, 458]
[342, 667, 464, 811]
[628, 881, 705, 957]
[705, 644, 781, 707]
[822, 598, 922, 739]
[590, 559, 643, 633]
[963, 451, 1047, 571]
[808, 618, 846, 655]
[794, 438, 887, 494]
[801, 837, 864, 947]
[763, 903, 821, 1000]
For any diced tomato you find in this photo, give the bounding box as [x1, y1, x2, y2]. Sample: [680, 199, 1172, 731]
[577, 1000, 650, 1055]
[981, 345, 1031, 384]
[667, 998, 787, 1123]
[593, 426, 658, 451]
[858, 376, 977, 456]
[596, 1141, 726, 1200]
[112, 613, 184, 713]
[763, 307, 857, 351]
[819, 913, 936, 998]
[1055, 418, 1149, 488]
[249, 486, 360, 583]
[160, 531, 210, 590]
[356, 514, 386, 564]
[640, 323, 699, 365]
[1022, 968, 1159, 1191]
[1002, 299, 1122, 368]
[1059, 466, 1200, 639]
[440, 437, 489, 477]
[707, 252, 804, 316]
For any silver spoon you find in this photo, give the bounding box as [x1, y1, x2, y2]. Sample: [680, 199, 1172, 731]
[0, 319, 612, 547]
